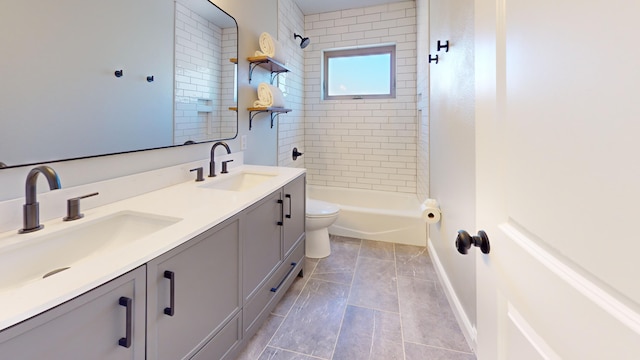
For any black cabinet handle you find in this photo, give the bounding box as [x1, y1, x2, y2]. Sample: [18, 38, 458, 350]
[270, 262, 297, 292]
[285, 194, 292, 219]
[277, 199, 284, 226]
[163, 270, 175, 316]
[118, 297, 132, 348]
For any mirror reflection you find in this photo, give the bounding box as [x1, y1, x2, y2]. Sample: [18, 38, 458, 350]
[0, 0, 237, 169]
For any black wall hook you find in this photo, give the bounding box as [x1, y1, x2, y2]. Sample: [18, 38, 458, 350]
[437, 40, 449, 52]
[114, 70, 123, 78]
[147, 75, 154, 82]
[429, 54, 439, 64]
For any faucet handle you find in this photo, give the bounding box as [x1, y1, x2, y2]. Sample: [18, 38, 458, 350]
[190, 167, 205, 182]
[221, 160, 234, 174]
[64, 192, 99, 221]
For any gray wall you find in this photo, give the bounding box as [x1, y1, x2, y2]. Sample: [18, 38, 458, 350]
[424, 0, 477, 340]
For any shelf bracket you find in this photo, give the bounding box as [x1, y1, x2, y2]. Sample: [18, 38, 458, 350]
[249, 110, 268, 130]
[248, 60, 269, 83]
[270, 70, 288, 85]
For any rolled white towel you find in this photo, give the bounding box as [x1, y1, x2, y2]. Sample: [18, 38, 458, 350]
[253, 82, 286, 108]
[255, 32, 285, 63]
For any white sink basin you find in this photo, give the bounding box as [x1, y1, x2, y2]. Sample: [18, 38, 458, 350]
[0, 211, 181, 292]
[199, 171, 277, 191]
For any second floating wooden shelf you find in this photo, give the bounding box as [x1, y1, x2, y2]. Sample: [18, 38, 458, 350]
[247, 107, 292, 130]
[247, 56, 290, 84]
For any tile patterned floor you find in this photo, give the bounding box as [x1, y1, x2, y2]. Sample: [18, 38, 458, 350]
[235, 236, 476, 360]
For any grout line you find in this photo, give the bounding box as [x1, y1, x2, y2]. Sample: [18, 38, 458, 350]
[328, 237, 362, 360]
[403, 340, 477, 356]
[266, 345, 330, 360]
[394, 242, 408, 360]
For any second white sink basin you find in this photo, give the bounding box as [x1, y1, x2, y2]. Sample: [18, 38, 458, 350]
[199, 171, 277, 192]
[0, 211, 181, 293]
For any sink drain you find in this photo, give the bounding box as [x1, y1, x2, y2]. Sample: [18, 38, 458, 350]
[43, 267, 70, 279]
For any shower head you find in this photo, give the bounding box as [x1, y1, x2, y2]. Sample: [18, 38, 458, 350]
[294, 33, 310, 49]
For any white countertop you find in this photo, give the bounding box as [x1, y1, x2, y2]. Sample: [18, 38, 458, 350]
[0, 164, 305, 330]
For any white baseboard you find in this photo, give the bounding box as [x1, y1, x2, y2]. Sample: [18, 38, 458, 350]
[427, 238, 478, 353]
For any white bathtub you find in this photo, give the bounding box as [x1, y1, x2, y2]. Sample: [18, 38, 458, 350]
[307, 185, 426, 246]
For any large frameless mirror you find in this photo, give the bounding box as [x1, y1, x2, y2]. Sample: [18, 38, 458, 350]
[0, 0, 238, 169]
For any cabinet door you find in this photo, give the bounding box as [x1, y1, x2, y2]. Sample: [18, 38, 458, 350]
[147, 215, 241, 360]
[0, 266, 146, 360]
[283, 174, 306, 256]
[243, 190, 283, 300]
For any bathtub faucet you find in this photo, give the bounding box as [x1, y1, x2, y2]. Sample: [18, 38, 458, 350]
[209, 141, 231, 177]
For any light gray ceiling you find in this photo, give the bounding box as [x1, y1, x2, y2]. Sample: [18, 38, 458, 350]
[295, 0, 412, 15]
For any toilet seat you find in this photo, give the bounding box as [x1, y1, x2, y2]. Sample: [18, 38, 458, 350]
[306, 199, 339, 217]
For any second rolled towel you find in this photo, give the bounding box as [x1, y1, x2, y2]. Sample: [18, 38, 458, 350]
[253, 82, 286, 108]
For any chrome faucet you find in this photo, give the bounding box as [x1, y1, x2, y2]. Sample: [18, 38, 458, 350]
[209, 141, 231, 177]
[20, 165, 61, 233]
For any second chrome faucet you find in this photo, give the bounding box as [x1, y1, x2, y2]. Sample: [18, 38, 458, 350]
[20, 165, 61, 233]
[209, 141, 231, 177]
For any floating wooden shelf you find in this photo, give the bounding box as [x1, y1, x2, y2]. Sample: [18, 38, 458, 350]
[247, 107, 292, 130]
[230, 58, 238, 64]
[247, 56, 290, 84]
[228, 106, 238, 111]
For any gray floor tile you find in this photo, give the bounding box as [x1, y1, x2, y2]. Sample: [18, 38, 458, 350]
[237, 238, 476, 360]
[333, 305, 404, 360]
[311, 237, 360, 285]
[395, 244, 437, 281]
[398, 276, 470, 353]
[360, 239, 395, 261]
[268, 279, 350, 359]
[348, 257, 399, 313]
[404, 342, 476, 360]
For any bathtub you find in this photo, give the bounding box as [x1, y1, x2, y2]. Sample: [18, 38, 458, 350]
[307, 185, 427, 246]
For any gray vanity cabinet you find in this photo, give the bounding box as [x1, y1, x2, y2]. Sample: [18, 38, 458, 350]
[0, 266, 146, 360]
[146, 215, 241, 360]
[243, 190, 283, 301]
[282, 174, 306, 256]
[242, 174, 306, 336]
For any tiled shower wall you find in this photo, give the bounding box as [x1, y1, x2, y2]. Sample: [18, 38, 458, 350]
[174, 3, 236, 145]
[303, 1, 418, 193]
[416, 0, 430, 202]
[276, 0, 306, 169]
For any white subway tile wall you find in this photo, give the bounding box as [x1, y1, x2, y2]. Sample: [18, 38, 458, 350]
[416, 0, 429, 202]
[302, 1, 418, 193]
[277, 0, 306, 169]
[174, 3, 237, 145]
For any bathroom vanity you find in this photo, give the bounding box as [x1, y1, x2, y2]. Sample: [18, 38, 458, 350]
[0, 164, 305, 360]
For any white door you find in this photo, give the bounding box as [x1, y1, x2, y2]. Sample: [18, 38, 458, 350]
[474, 0, 640, 358]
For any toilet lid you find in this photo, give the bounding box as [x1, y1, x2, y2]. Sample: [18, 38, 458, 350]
[306, 199, 340, 216]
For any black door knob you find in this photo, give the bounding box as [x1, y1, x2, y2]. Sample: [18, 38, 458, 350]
[456, 230, 490, 255]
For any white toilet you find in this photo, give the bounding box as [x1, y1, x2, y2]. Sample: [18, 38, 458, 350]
[305, 199, 340, 258]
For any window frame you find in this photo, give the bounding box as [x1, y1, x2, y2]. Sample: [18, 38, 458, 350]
[323, 44, 396, 100]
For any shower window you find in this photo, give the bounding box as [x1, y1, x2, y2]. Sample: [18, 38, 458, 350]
[323, 44, 396, 100]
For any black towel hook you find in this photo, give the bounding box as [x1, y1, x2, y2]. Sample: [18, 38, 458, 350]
[437, 40, 449, 52]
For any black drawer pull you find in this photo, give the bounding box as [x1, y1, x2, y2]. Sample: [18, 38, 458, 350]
[285, 194, 292, 219]
[277, 199, 284, 226]
[164, 270, 175, 316]
[271, 262, 297, 292]
[118, 297, 132, 348]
